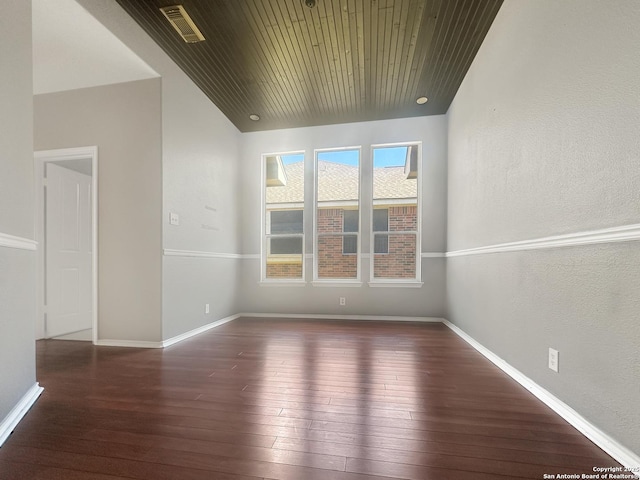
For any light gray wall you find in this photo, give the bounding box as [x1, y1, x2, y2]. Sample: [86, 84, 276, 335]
[160, 73, 242, 339]
[0, 0, 36, 423]
[0, 0, 34, 239]
[447, 0, 640, 454]
[76, 0, 243, 340]
[34, 79, 163, 342]
[239, 116, 447, 317]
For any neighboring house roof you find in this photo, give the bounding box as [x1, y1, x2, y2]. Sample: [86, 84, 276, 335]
[266, 161, 304, 204]
[266, 160, 416, 205]
[373, 166, 417, 201]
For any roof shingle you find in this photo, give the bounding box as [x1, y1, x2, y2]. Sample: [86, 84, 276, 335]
[266, 161, 416, 205]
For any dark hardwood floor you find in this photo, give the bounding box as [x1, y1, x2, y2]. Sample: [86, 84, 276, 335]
[0, 318, 623, 479]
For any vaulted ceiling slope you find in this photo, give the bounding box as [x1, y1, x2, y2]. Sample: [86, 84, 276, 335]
[115, 0, 503, 132]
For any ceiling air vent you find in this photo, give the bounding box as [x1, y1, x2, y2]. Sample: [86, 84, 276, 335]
[160, 5, 205, 43]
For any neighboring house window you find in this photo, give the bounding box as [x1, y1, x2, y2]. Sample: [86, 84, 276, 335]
[373, 208, 389, 254]
[371, 143, 420, 280]
[315, 148, 360, 280]
[342, 209, 358, 254]
[269, 210, 303, 254]
[263, 152, 304, 280]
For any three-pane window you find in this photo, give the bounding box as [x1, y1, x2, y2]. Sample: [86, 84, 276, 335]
[262, 144, 420, 283]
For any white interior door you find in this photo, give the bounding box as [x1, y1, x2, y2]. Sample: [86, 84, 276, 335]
[45, 163, 92, 338]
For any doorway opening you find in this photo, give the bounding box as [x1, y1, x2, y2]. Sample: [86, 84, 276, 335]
[35, 147, 98, 344]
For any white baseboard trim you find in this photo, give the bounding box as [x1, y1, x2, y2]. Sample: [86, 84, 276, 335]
[0, 383, 44, 447]
[162, 314, 241, 348]
[95, 315, 242, 349]
[442, 319, 640, 475]
[0, 232, 38, 251]
[95, 339, 164, 348]
[239, 312, 444, 323]
[259, 281, 307, 287]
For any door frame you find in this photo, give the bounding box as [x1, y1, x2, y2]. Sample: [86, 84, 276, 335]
[35, 146, 99, 344]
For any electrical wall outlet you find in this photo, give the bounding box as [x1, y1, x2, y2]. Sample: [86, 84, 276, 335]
[548, 348, 559, 373]
[339, 297, 346, 306]
[205, 303, 210, 314]
[169, 212, 180, 225]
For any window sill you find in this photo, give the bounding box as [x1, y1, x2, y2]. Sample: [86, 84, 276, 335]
[259, 280, 306, 287]
[312, 280, 363, 288]
[368, 281, 423, 288]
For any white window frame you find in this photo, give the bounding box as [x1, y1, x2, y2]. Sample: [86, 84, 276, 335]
[261, 151, 306, 286]
[369, 142, 423, 287]
[313, 146, 362, 286]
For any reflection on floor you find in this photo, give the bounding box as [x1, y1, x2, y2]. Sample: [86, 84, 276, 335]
[0, 318, 622, 479]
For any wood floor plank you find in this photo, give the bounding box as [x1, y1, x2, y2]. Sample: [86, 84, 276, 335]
[0, 318, 624, 480]
[278, 406, 580, 435]
[273, 435, 608, 470]
[7, 431, 347, 474]
[0, 459, 130, 480]
[0, 445, 262, 480]
[308, 418, 585, 444]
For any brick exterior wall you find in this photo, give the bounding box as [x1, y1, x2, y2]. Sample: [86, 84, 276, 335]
[317, 208, 357, 278]
[265, 205, 417, 279]
[374, 206, 418, 279]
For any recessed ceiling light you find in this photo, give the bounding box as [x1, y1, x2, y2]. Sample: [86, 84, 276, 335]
[249, 114, 260, 121]
[416, 96, 428, 105]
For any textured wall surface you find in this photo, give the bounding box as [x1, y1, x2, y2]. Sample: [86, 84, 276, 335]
[447, 0, 640, 454]
[35, 79, 164, 342]
[448, 0, 640, 251]
[0, 0, 36, 424]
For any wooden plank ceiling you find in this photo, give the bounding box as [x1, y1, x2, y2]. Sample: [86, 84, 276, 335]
[115, 0, 503, 132]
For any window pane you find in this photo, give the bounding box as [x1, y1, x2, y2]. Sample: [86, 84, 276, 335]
[316, 149, 360, 280]
[343, 209, 358, 233]
[373, 233, 417, 278]
[343, 234, 357, 254]
[271, 210, 303, 234]
[372, 145, 419, 280]
[265, 154, 304, 232]
[264, 153, 304, 280]
[373, 233, 388, 254]
[270, 236, 302, 254]
[373, 208, 388, 232]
